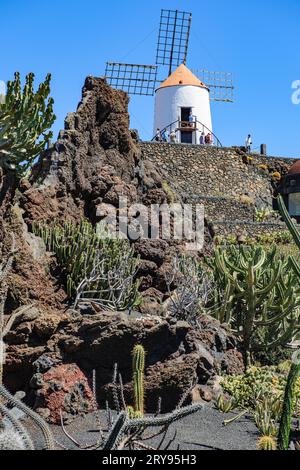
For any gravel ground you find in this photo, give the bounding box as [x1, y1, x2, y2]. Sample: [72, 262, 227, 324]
[24, 403, 259, 451]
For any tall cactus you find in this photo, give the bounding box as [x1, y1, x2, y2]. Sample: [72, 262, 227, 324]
[209, 245, 300, 364]
[132, 344, 145, 416]
[277, 354, 300, 450]
[277, 195, 300, 450]
[0, 72, 55, 176]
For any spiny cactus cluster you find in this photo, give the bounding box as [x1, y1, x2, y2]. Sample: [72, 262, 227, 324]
[33, 219, 141, 310]
[221, 364, 300, 410]
[101, 403, 203, 450]
[256, 435, 277, 451]
[0, 72, 55, 176]
[208, 245, 300, 364]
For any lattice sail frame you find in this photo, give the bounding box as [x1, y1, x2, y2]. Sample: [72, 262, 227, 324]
[193, 69, 234, 103]
[104, 63, 158, 96]
[104, 9, 234, 102]
[156, 9, 192, 75]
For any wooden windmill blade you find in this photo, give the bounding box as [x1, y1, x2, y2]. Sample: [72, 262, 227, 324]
[156, 9, 192, 76]
[104, 62, 158, 96]
[192, 69, 234, 103]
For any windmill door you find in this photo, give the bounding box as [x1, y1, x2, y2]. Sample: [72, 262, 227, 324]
[180, 107, 193, 144]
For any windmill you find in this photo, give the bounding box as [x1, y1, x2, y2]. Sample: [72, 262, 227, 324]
[104, 9, 234, 146]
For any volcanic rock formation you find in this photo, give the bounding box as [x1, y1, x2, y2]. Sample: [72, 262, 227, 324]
[1, 77, 241, 421]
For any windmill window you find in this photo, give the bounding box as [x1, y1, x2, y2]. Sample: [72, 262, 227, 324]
[181, 107, 192, 121]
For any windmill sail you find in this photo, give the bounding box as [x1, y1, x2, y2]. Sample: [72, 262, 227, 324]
[104, 63, 158, 96]
[156, 9, 192, 76]
[193, 70, 234, 103]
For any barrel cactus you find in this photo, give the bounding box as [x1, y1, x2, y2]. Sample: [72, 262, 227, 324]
[256, 435, 277, 451]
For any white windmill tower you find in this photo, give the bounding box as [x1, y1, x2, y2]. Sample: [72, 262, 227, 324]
[153, 63, 212, 144]
[105, 9, 234, 146]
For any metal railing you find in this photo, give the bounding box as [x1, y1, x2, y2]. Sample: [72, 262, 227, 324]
[151, 119, 222, 147]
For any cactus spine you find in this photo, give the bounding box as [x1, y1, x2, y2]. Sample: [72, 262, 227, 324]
[132, 344, 145, 416]
[256, 435, 277, 451]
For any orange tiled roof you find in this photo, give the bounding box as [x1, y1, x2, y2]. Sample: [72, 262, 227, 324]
[158, 64, 206, 89]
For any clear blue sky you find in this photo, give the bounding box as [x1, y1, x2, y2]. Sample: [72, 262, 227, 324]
[1, 0, 300, 157]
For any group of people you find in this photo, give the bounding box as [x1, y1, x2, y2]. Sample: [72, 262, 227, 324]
[154, 128, 214, 145]
[154, 128, 177, 143]
[200, 131, 213, 145]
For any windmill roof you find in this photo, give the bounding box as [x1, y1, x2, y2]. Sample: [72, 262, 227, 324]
[157, 64, 207, 90]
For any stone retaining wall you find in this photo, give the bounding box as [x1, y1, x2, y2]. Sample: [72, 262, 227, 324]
[140, 142, 297, 239]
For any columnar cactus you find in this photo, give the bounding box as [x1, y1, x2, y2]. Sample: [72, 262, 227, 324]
[278, 354, 300, 450]
[33, 220, 141, 309]
[209, 245, 300, 364]
[277, 195, 300, 450]
[132, 344, 145, 416]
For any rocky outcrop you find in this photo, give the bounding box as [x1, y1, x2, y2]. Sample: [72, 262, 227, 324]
[21, 77, 164, 225]
[32, 363, 95, 424]
[11, 77, 190, 302]
[5, 308, 243, 420]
